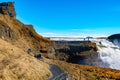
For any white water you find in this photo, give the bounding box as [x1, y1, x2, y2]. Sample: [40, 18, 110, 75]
[93, 39, 120, 70]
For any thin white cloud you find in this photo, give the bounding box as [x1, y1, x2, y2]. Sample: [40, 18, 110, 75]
[39, 32, 86, 37]
[71, 29, 96, 32]
[38, 28, 109, 37]
[39, 32, 62, 37]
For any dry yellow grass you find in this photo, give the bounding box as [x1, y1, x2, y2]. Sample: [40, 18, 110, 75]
[0, 13, 52, 52]
[45, 59, 120, 80]
[0, 39, 51, 80]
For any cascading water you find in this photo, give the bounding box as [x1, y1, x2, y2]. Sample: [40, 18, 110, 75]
[93, 39, 120, 70]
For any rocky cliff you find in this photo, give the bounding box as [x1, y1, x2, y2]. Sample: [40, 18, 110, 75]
[0, 2, 16, 18]
[0, 2, 55, 58]
[0, 2, 53, 80]
[108, 34, 120, 47]
[53, 41, 99, 66]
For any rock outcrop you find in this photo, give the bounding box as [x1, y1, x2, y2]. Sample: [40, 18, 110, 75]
[0, 20, 14, 39]
[0, 2, 16, 18]
[108, 34, 120, 40]
[108, 34, 120, 47]
[53, 41, 98, 66]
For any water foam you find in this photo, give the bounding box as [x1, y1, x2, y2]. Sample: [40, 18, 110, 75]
[93, 39, 120, 70]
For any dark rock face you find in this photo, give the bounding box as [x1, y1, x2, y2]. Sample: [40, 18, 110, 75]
[107, 34, 120, 47]
[0, 2, 16, 18]
[0, 20, 14, 39]
[108, 34, 120, 41]
[53, 41, 99, 66]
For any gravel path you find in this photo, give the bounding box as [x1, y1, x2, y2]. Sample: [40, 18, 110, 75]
[47, 64, 69, 80]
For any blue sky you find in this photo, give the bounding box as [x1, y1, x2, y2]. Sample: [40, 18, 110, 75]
[1, 0, 120, 37]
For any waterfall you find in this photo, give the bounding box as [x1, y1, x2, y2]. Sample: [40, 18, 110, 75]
[93, 39, 120, 70]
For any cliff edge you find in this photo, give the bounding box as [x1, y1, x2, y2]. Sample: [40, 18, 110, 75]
[0, 2, 52, 80]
